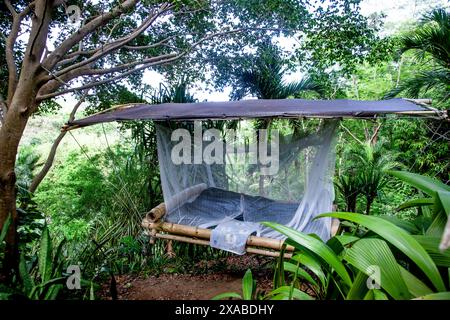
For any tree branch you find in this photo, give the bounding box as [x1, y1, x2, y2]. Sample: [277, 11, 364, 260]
[4, 1, 35, 103]
[53, 2, 174, 79]
[36, 53, 184, 100]
[29, 90, 89, 193]
[41, 0, 141, 71]
[37, 27, 256, 101]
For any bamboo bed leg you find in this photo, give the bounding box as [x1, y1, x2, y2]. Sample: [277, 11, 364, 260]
[166, 240, 175, 258]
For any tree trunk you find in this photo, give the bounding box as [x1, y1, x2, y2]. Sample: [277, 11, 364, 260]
[0, 96, 33, 279]
[365, 196, 374, 215]
[0, 69, 39, 279]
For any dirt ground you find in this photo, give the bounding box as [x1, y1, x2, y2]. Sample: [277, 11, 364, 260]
[100, 256, 274, 300]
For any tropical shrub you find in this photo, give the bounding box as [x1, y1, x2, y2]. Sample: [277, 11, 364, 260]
[214, 171, 450, 300]
[1, 225, 67, 300]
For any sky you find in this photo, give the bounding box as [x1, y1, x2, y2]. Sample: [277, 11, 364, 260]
[55, 0, 450, 108]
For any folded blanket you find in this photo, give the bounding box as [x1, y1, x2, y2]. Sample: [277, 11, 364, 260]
[210, 220, 261, 255]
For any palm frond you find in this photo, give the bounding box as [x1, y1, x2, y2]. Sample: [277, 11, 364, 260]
[384, 68, 450, 100]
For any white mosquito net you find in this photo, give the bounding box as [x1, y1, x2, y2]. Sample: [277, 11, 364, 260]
[155, 119, 339, 254]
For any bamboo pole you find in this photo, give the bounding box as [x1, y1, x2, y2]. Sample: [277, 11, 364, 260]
[154, 233, 292, 258]
[146, 202, 166, 221]
[142, 218, 295, 252]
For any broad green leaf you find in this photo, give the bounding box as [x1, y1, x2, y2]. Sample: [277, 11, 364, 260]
[399, 266, 433, 298]
[333, 235, 360, 246]
[267, 286, 314, 300]
[414, 292, 450, 300]
[39, 227, 53, 284]
[19, 253, 34, 296]
[389, 171, 450, 196]
[396, 198, 434, 212]
[242, 269, 253, 300]
[273, 244, 286, 289]
[373, 289, 389, 300]
[263, 222, 352, 287]
[291, 252, 327, 287]
[379, 215, 419, 234]
[212, 292, 242, 300]
[29, 277, 66, 300]
[44, 284, 62, 300]
[0, 214, 12, 243]
[363, 289, 374, 300]
[413, 235, 450, 267]
[52, 238, 66, 277]
[284, 262, 318, 287]
[437, 191, 450, 216]
[426, 212, 447, 237]
[319, 212, 445, 292]
[344, 238, 411, 299]
[346, 271, 369, 300]
[268, 293, 288, 300]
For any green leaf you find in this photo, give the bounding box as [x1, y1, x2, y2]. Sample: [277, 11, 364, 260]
[396, 198, 435, 212]
[212, 292, 242, 300]
[273, 244, 286, 289]
[426, 212, 447, 237]
[90, 282, 95, 301]
[19, 253, 34, 296]
[437, 191, 450, 216]
[372, 289, 389, 300]
[414, 292, 450, 300]
[333, 234, 360, 246]
[291, 252, 327, 288]
[44, 284, 62, 300]
[267, 286, 314, 300]
[0, 214, 12, 243]
[242, 269, 253, 300]
[399, 266, 433, 298]
[319, 212, 446, 292]
[39, 226, 53, 284]
[346, 271, 369, 300]
[0, 293, 12, 300]
[389, 171, 450, 196]
[29, 277, 66, 300]
[413, 235, 450, 267]
[379, 215, 419, 234]
[262, 222, 352, 287]
[283, 262, 318, 287]
[344, 238, 411, 299]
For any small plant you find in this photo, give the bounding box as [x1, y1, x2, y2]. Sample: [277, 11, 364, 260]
[212, 269, 257, 300]
[1, 225, 67, 300]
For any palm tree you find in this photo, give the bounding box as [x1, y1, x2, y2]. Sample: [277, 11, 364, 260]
[231, 44, 324, 195]
[385, 8, 450, 101]
[352, 142, 400, 215]
[232, 45, 323, 101]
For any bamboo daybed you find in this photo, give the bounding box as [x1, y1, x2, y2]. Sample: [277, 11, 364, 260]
[141, 202, 341, 258]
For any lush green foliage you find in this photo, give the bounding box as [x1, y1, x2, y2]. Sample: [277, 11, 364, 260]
[384, 8, 450, 103]
[213, 171, 450, 300]
[1, 226, 67, 300]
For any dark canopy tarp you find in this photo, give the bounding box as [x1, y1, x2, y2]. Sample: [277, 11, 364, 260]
[65, 98, 430, 129]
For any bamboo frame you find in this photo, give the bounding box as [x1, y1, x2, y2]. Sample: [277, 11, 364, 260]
[142, 199, 343, 257]
[154, 233, 292, 258]
[143, 218, 295, 252]
[142, 201, 298, 257]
